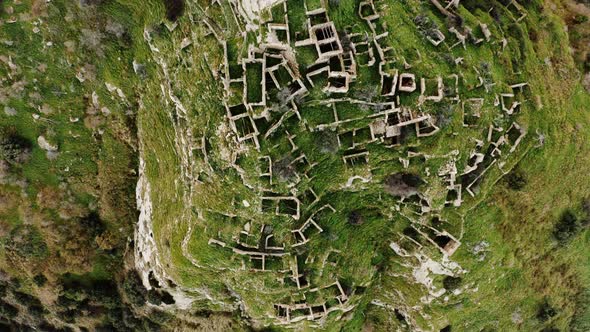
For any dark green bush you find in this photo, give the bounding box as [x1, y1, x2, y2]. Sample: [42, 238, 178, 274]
[0, 300, 19, 318]
[33, 274, 48, 287]
[505, 168, 527, 190]
[553, 210, 581, 244]
[80, 212, 106, 237]
[146, 289, 162, 305]
[442, 276, 462, 291]
[163, 0, 184, 22]
[123, 270, 147, 307]
[13, 291, 42, 308]
[537, 299, 557, 322]
[574, 15, 588, 24]
[0, 128, 32, 166]
[347, 210, 364, 225]
[28, 303, 46, 318]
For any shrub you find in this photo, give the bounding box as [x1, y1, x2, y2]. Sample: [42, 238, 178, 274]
[574, 14, 588, 24]
[13, 291, 42, 308]
[58, 308, 80, 323]
[79, 211, 106, 237]
[581, 198, 590, 227]
[0, 129, 32, 166]
[0, 300, 19, 318]
[28, 303, 45, 319]
[442, 276, 462, 291]
[89, 279, 120, 307]
[315, 130, 338, 154]
[537, 299, 557, 322]
[583, 198, 590, 215]
[347, 210, 364, 225]
[371, 252, 385, 267]
[33, 274, 47, 287]
[57, 294, 80, 308]
[553, 210, 581, 244]
[384, 173, 423, 198]
[146, 290, 161, 305]
[123, 270, 147, 307]
[146, 289, 174, 305]
[505, 168, 527, 190]
[570, 287, 590, 331]
[163, 0, 184, 22]
[5, 225, 49, 260]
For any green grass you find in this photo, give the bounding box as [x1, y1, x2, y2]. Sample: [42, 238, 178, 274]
[88, 0, 590, 330]
[0, 0, 149, 327]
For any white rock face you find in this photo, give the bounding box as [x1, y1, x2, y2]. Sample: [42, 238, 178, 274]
[135, 157, 193, 309]
[390, 241, 464, 304]
[238, 0, 283, 30]
[37, 136, 58, 152]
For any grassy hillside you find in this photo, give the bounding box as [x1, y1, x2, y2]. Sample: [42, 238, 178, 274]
[133, 0, 590, 331]
[0, 0, 588, 331]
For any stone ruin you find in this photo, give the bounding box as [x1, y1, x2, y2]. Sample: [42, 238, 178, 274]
[164, 0, 537, 328]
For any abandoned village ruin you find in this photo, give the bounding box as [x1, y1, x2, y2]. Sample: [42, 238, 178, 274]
[136, 0, 534, 329]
